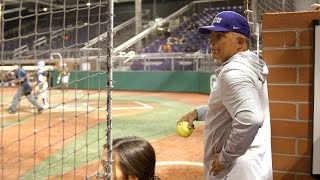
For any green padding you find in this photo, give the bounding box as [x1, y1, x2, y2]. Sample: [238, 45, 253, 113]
[199, 72, 214, 94]
[52, 71, 107, 90]
[114, 71, 199, 92]
[52, 71, 214, 94]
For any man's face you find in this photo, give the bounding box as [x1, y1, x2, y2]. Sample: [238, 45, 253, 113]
[209, 31, 239, 63]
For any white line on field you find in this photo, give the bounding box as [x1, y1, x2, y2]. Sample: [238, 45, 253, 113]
[0, 113, 27, 118]
[1, 101, 153, 117]
[133, 101, 153, 108]
[112, 106, 153, 110]
[156, 161, 203, 167]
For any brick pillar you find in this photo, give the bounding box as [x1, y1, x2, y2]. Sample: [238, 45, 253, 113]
[263, 11, 320, 180]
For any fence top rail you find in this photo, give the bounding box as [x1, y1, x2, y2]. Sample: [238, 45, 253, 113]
[113, 52, 209, 59]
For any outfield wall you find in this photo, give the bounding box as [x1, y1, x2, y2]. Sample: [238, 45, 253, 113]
[52, 71, 214, 94]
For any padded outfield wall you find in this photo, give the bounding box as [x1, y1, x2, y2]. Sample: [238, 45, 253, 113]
[51, 71, 214, 94]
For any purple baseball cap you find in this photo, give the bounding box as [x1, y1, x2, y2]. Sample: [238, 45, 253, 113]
[198, 11, 250, 38]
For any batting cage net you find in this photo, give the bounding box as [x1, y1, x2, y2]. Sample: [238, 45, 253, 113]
[244, 0, 319, 56]
[244, 0, 319, 55]
[0, 0, 113, 179]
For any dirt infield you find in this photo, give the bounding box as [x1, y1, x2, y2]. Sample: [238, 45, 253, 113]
[50, 126, 205, 180]
[153, 125, 204, 180]
[0, 88, 208, 179]
[115, 91, 207, 179]
[50, 91, 207, 180]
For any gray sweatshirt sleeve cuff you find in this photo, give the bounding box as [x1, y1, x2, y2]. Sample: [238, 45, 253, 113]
[195, 106, 208, 121]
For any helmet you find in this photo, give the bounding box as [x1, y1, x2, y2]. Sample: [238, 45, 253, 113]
[37, 61, 45, 68]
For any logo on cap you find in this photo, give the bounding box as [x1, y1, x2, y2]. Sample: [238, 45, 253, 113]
[198, 11, 251, 37]
[212, 17, 222, 24]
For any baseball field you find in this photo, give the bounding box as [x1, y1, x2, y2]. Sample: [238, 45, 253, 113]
[0, 87, 207, 180]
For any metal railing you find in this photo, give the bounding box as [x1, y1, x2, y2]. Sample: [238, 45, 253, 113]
[112, 52, 220, 72]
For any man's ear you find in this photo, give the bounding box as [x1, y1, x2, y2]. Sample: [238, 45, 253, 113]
[237, 35, 245, 50]
[128, 175, 139, 180]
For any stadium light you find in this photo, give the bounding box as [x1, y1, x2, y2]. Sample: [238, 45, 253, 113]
[86, 2, 91, 7]
[43, 7, 48, 11]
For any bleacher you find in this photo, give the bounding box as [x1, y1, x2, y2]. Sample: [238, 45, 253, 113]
[2, 13, 132, 61]
[142, 6, 244, 54]
[2, 2, 255, 73]
[3, 5, 245, 53]
[129, 5, 244, 71]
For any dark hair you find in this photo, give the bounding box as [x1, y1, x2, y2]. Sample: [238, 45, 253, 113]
[104, 136, 160, 180]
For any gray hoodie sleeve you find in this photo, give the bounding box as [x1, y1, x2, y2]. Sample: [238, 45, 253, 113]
[219, 68, 264, 167]
[196, 106, 208, 121]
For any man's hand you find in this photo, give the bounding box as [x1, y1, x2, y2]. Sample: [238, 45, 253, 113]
[176, 109, 198, 129]
[210, 153, 224, 176]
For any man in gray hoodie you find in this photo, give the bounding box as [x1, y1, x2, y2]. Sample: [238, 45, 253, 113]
[177, 11, 273, 179]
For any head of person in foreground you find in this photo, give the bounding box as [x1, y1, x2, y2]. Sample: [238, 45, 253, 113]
[101, 136, 160, 180]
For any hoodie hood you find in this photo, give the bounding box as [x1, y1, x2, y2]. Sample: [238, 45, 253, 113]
[216, 50, 268, 83]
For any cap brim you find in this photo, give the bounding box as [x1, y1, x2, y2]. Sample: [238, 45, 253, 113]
[198, 25, 230, 34]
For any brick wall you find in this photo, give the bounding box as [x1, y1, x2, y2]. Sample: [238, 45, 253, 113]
[262, 11, 320, 180]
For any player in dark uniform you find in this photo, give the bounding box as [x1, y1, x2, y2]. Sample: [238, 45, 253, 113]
[8, 63, 44, 114]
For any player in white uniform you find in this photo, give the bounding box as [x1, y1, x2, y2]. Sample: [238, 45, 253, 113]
[34, 61, 49, 108]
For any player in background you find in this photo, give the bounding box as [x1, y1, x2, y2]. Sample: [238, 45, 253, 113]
[57, 63, 70, 90]
[34, 61, 49, 108]
[8, 63, 44, 114]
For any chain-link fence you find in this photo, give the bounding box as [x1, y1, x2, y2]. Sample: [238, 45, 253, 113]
[0, 1, 114, 179]
[245, 0, 320, 55]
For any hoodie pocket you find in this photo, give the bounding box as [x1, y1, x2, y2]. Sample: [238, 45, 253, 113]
[215, 121, 232, 153]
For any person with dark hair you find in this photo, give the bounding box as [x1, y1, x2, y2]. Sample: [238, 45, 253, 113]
[8, 63, 44, 114]
[99, 136, 160, 180]
[177, 11, 272, 179]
